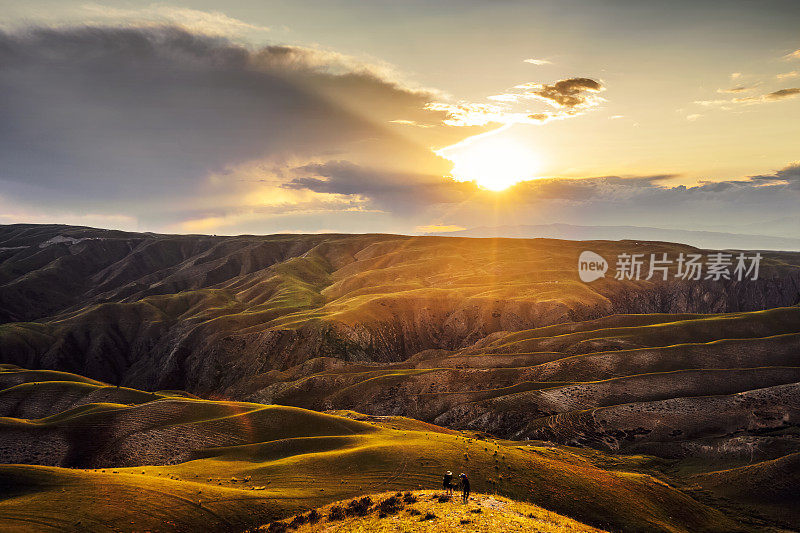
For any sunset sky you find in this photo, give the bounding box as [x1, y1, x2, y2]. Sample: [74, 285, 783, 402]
[1, 0, 798, 237]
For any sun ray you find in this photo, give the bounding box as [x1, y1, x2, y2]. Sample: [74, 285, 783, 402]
[435, 126, 542, 191]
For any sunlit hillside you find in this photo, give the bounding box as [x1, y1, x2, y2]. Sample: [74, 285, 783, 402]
[0, 366, 743, 533]
[2, 224, 798, 394]
[254, 490, 608, 532]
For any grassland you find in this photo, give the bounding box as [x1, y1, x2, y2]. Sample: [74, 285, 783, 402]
[0, 366, 742, 532]
[254, 490, 608, 532]
[1, 226, 799, 531]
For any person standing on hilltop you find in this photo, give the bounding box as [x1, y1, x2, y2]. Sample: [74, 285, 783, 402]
[442, 470, 454, 495]
[459, 472, 470, 503]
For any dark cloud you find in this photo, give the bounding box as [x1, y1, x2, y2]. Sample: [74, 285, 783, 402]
[527, 77, 604, 109]
[425, 165, 797, 238]
[764, 88, 800, 100]
[0, 25, 477, 218]
[0, 25, 795, 237]
[749, 162, 800, 189]
[263, 158, 800, 227]
[282, 160, 478, 213]
[498, 166, 800, 221]
[507, 175, 675, 202]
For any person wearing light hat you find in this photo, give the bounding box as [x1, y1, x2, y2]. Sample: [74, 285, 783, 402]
[442, 470, 454, 495]
[459, 472, 470, 503]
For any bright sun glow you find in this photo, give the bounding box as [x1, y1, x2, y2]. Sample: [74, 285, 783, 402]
[436, 131, 541, 191]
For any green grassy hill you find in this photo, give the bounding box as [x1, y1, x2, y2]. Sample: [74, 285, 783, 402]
[0, 367, 741, 532]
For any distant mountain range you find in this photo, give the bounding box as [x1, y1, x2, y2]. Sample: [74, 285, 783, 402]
[425, 223, 800, 251]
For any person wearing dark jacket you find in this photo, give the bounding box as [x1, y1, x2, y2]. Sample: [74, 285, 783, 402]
[442, 471, 453, 495]
[459, 472, 470, 503]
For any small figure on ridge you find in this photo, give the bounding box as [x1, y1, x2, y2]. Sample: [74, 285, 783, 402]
[459, 472, 470, 503]
[442, 470, 453, 495]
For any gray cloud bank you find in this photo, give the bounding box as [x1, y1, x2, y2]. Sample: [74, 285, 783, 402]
[0, 27, 354, 195]
[0, 25, 475, 222]
[276, 160, 799, 237]
[282, 160, 478, 213]
[474, 165, 800, 238]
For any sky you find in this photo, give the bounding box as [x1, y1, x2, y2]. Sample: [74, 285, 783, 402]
[0, 0, 798, 238]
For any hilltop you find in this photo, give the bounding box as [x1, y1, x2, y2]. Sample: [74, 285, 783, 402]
[253, 490, 608, 532]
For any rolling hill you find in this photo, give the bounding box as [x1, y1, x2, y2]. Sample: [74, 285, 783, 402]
[2, 224, 799, 531]
[2, 224, 799, 395]
[0, 366, 742, 532]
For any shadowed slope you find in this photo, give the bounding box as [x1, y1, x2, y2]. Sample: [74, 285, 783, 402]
[691, 453, 800, 528]
[2, 224, 799, 393]
[239, 307, 800, 468]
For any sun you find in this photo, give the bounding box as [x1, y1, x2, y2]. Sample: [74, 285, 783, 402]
[436, 132, 541, 191]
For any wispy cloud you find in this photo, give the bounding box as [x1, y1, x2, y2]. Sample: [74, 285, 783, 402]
[716, 85, 754, 94]
[783, 49, 800, 60]
[762, 88, 800, 100]
[434, 77, 606, 127]
[524, 58, 552, 65]
[388, 119, 433, 128]
[0, 206, 138, 231]
[425, 102, 518, 126]
[777, 71, 799, 80]
[736, 88, 800, 103]
[487, 94, 520, 103]
[472, 164, 800, 235]
[79, 3, 271, 37]
[696, 87, 800, 107]
[376, 164, 800, 237]
[416, 224, 465, 233]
